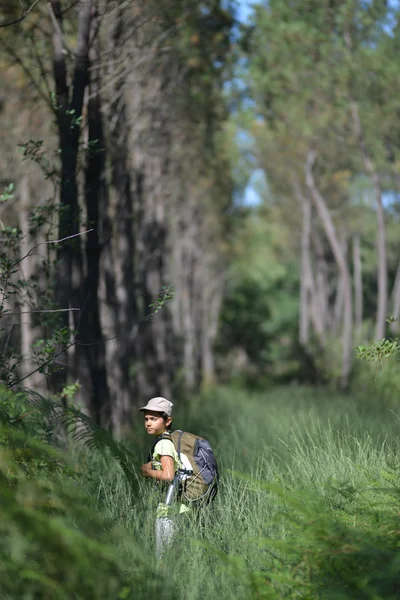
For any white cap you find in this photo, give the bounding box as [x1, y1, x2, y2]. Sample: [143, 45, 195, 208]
[138, 397, 173, 416]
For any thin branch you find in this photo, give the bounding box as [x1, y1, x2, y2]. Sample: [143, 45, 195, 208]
[8, 308, 80, 315]
[12, 229, 93, 269]
[0, 0, 43, 28]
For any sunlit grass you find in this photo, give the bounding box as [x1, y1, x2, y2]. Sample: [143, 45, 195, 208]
[85, 385, 400, 599]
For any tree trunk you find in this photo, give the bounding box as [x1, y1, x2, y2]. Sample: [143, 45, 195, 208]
[180, 198, 198, 390]
[305, 150, 353, 390]
[293, 179, 324, 344]
[201, 274, 223, 388]
[299, 192, 312, 345]
[389, 172, 400, 335]
[390, 262, 400, 334]
[77, 18, 112, 428]
[311, 229, 331, 335]
[99, 7, 138, 435]
[125, 3, 175, 400]
[49, 0, 93, 393]
[351, 101, 387, 340]
[135, 167, 171, 398]
[18, 176, 42, 388]
[332, 233, 348, 335]
[98, 0, 229, 404]
[353, 234, 363, 329]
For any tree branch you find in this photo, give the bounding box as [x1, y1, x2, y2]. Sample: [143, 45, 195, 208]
[0, 0, 42, 28]
[12, 229, 93, 269]
[47, 2, 77, 57]
[8, 308, 80, 315]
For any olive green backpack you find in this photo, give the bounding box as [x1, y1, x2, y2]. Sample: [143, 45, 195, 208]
[160, 430, 219, 505]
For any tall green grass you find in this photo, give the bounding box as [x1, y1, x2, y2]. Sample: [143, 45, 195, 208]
[2, 383, 400, 598]
[97, 385, 400, 599]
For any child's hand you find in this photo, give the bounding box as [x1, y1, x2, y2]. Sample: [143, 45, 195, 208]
[140, 462, 153, 477]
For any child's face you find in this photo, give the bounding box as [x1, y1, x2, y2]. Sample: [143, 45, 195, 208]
[144, 411, 171, 436]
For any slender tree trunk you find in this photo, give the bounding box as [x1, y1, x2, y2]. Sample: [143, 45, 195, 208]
[392, 263, 400, 320]
[77, 18, 112, 428]
[305, 151, 353, 390]
[201, 274, 223, 388]
[182, 281, 196, 390]
[136, 171, 171, 397]
[293, 178, 325, 343]
[351, 101, 387, 340]
[181, 198, 197, 390]
[373, 177, 387, 339]
[299, 192, 312, 345]
[389, 173, 400, 335]
[19, 177, 34, 376]
[18, 176, 42, 387]
[332, 274, 344, 336]
[49, 0, 93, 393]
[390, 262, 400, 334]
[311, 229, 331, 335]
[332, 234, 348, 336]
[353, 234, 363, 330]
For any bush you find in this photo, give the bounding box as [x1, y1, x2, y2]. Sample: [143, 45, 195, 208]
[0, 387, 171, 600]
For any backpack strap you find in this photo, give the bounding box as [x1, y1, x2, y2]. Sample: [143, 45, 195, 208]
[174, 430, 193, 477]
[147, 431, 172, 463]
[147, 440, 157, 464]
[176, 430, 184, 462]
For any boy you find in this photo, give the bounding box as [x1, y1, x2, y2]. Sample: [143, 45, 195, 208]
[139, 397, 190, 557]
[139, 396, 180, 482]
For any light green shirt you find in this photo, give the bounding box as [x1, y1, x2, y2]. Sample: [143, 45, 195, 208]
[152, 438, 190, 515]
[152, 439, 182, 472]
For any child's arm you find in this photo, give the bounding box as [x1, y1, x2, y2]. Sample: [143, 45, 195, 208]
[140, 455, 175, 481]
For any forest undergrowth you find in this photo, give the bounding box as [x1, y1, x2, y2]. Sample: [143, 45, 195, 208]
[1, 380, 400, 599]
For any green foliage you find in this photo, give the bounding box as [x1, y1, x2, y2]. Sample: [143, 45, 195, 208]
[353, 321, 400, 425]
[149, 284, 176, 315]
[23, 388, 140, 491]
[19, 140, 59, 183]
[229, 0, 400, 382]
[356, 338, 400, 364]
[0, 386, 170, 600]
[0, 183, 14, 203]
[217, 207, 300, 383]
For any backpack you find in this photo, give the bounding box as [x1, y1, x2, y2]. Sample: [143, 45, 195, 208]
[156, 430, 219, 505]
